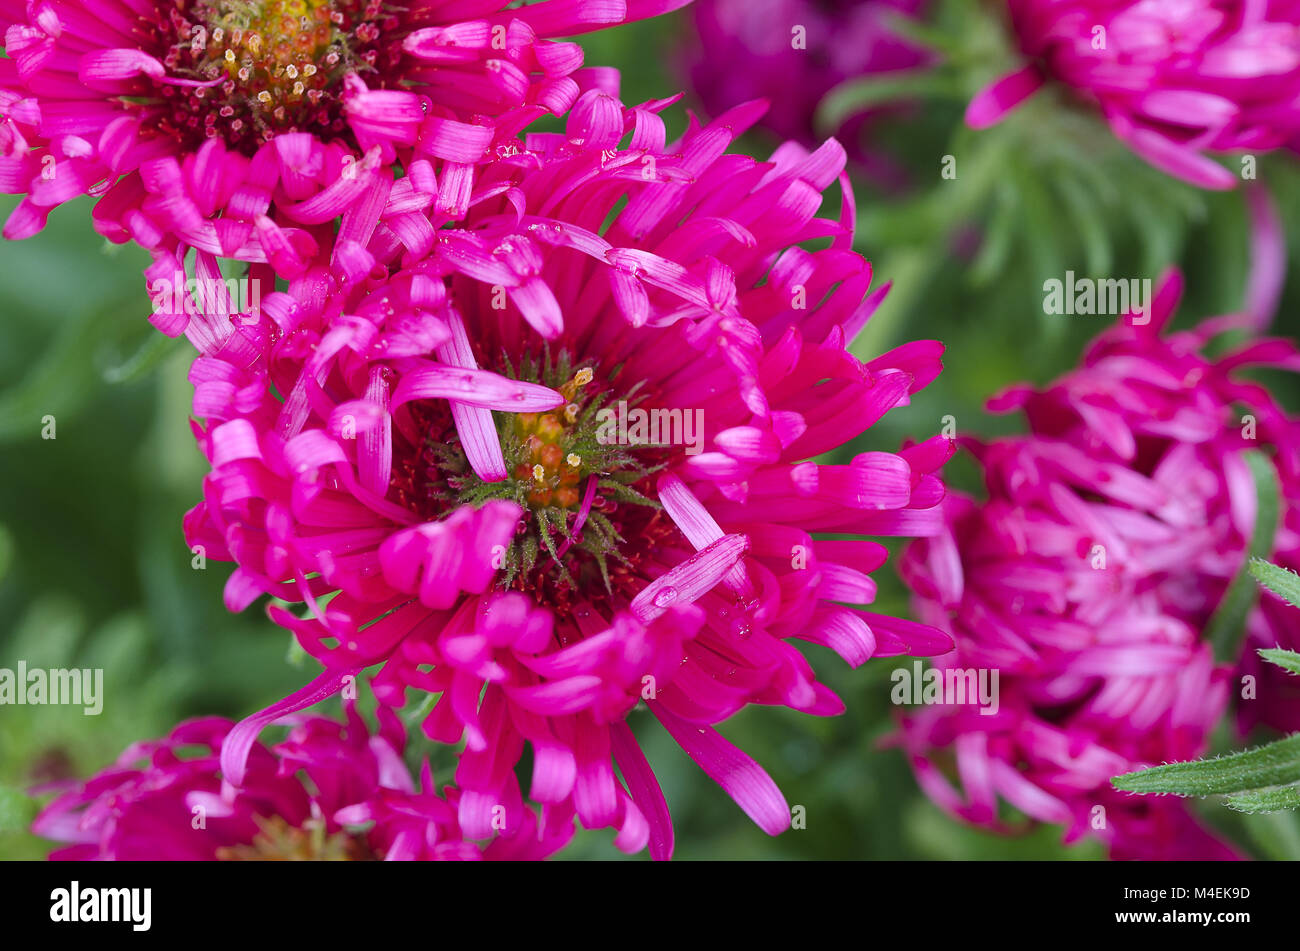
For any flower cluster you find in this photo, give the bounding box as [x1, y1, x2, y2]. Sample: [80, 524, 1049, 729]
[180, 93, 954, 857]
[0, 0, 684, 269]
[897, 270, 1300, 859]
[967, 0, 1300, 189]
[33, 704, 569, 860]
[13, 0, 1300, 866]
[0, 0, 965, 863]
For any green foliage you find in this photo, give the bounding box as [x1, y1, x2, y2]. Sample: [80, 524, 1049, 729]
[0, 785, 35, 835]
[1257, 648, 1300, 677]
[1113, 733, 1300, 798]
[1114, 566, 1300, 822]
[1224, 785, 1300, 815]
[1250, 558, 1300, 610]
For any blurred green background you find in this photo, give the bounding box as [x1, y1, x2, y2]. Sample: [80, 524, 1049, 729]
[3, 4, 1300, 859]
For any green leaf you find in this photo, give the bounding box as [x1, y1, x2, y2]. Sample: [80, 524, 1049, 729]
[1013, 165, 1066, 313]
[1258, 648, 1300, 677]
[1240, 811, 1300, 859]
[1250, 557, 1300, 610]
[817, 70, 960, 132]
[1112, 734, 1300, 796]
[0, 523, 12, 583]
[968, 183, 1018, 287]
[873, 11, 969, 57]
[102, 329, 177, 385]
[1225, 784, 1300, 814]
[0, 784, 35, 834]
[1052, 172, 1114, 278]
[0, 292, 148, 444]
[285, 632, 309, 668]
[1207, 451, 1279, 663]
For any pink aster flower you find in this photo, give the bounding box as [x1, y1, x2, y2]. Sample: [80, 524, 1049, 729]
[0, 0, 685, 271]
[181, 94, 954, 857]
[32, 704, 570, 860]
[681, 0, 930, 184]
[967, 0, 1300, 189]
[897, 269, 1300, 859]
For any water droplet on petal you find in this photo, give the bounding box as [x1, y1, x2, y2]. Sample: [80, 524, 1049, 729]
[652, 586, 678, 608]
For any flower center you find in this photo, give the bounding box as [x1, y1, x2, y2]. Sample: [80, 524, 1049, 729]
[159, 0, 396, 152]
[215, 814, 375, 860]
[396, 350, 683, 616]
[512, 368, 597, 512]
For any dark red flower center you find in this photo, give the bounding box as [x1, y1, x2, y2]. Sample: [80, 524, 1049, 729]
[390, 350, 685, 617]
[156, 0, 398, 153]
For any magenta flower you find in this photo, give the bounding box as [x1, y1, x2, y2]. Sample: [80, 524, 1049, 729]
[682, 0, 929, 183]
[181, 94, 953, 857]
[967, 0, 1300, 189]
[32, 704, 569, 860]
[0, 0, 684, 270]
[897, 270, 1300, 859]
